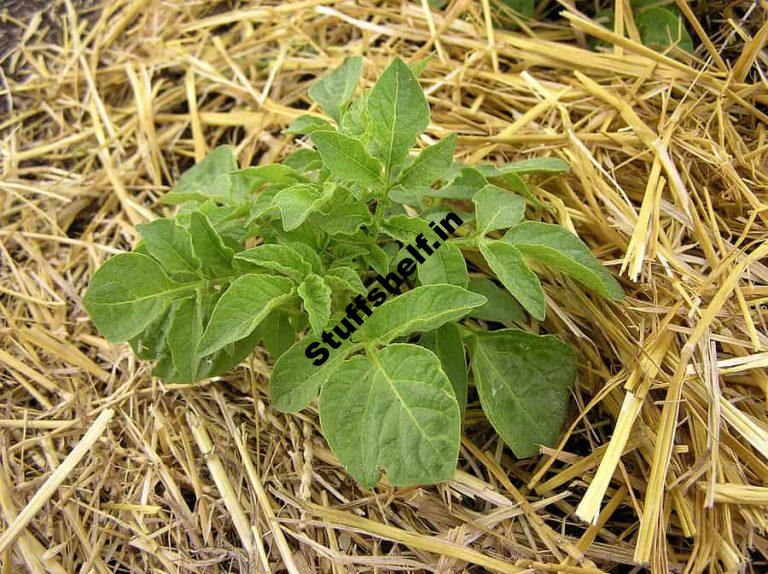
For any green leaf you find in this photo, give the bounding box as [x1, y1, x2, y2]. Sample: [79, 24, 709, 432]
[367, 58, 430, 178]
[270, 335, 359, 413]
[83, 253, 189, 341]
[309, 56, 364, 123]
[247, 184, 282, 224]
[189, 212, 235, 277]
[282, 149, 323, 172]
[230, 164, 306, 199]
[273, 183, 334, 231]
[259, 309, 296, 360]
[165, 295, 204, 381]
[502, 222, 624, 300]
[314, 186, 371, 235]
[325, 265, 366, 295]
[197, 274, 294, 356]
[417, 243, 468, 287]
[431, 167, 487, 199]
[136, 218, 200, 279]
[636, 7, 693, 53]
[289, 242, 323, 273]
[319, 344, 460, 487]
[410, 53, 434, 77]
[393, 133, 457, 189]
[339, 91, 369, 138]
[379, 214, 434, 243]
[469, 330, 576, 458]
[420, 324, 468, 413]
[234, 244, 312, 281]
[498, 157, 569, 175]
[285, 115, 334, 135]
[157, 295, 263, 384]
[473, 184, 526, 234]
[161, 146, 237, 204]
[311, 131, 382, 187]
[128, 305, 173, 360]
[365, 242, 390, 276]
[467, 277, 525, 325]
[298, 274, 332, 334]
[360, 284, 486, 344]
[498, 0, 535, 17]
[478, 239, 546, 320]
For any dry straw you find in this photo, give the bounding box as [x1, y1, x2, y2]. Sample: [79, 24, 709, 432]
[1, 0, 767, 572]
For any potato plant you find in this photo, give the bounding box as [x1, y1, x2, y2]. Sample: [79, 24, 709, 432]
[84, 57, 624, 487]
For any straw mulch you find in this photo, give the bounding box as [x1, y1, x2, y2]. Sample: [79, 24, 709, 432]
[1, 1, 767, 572]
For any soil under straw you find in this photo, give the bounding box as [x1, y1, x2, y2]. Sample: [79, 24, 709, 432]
[1, 1, 767, 572]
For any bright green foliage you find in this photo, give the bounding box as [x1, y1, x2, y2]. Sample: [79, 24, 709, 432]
[84, 57, 625, 489]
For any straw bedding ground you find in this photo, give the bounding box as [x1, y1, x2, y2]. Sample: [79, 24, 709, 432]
[1, 1, 767, 572]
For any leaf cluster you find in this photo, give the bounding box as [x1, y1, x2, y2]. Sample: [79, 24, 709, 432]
[84, 57, 623, 487]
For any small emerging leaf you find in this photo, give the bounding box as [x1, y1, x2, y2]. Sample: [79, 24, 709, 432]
[189, 212, 235, 278]
[273, 183, 334, 231]
[285, 115, 333, 135]
[394, 133, 457, 189]
[136, 218, 200, 279]
[270, 335, 359, 413]
[418, 243, 468, 288]
[234, 243, 312, 281]
[467, 277, 525, 325]
[162, 146, 237, 204]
